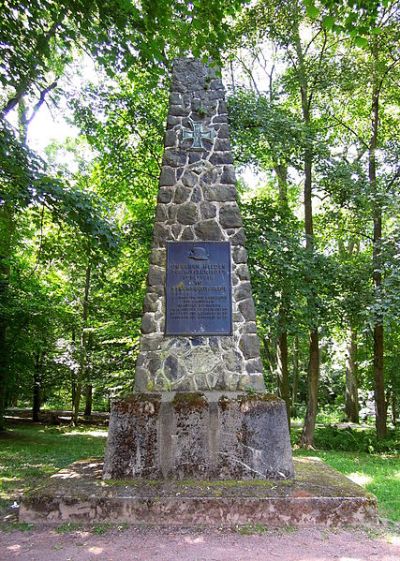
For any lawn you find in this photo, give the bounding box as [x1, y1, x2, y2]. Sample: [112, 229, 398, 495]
[0, 423, 107, 519]
[0, 423, 399, 524]
[293, 449, 400, 523]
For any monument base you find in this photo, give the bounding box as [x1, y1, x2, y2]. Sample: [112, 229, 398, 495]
[19, 458, 377, 527]
[103, 392, 294, 480]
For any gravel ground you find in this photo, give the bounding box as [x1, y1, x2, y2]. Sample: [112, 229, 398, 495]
[1, 526, 399, 561]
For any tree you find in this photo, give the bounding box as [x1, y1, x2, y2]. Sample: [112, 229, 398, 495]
[233, 0, 342, 445]
[320, 4, 400, 437]
[0, 0, 252, 428]
[229, 87, 305, 424]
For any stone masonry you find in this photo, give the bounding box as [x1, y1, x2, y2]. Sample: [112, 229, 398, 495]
[103, 59, 294, 481]
[135, 58, 264, 393]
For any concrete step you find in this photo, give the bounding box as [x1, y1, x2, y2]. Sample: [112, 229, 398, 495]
[19, 457, 377, 527]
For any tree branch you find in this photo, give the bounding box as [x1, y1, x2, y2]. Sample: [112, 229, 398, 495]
[304, 29, 322, 56]
[25, 80, 59, 126]
[329, 113, 369, 149]
[386, 166, 400, 191]
[0, 7, 68, 119]
[341, 227, 374, 243]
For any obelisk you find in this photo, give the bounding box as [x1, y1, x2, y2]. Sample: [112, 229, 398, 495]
[103, 59, 293, 480]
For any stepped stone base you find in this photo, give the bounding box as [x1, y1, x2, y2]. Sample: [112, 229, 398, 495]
[19, 458, 377, 527]
[102, 392, 294, 480]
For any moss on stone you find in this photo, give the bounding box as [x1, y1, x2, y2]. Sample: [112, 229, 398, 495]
[218, 395, 231, 411]
[114, 394, 162, 416]
[175, 478, 290, 489]
[218, 393, 281, 411]
[172, 392, 207, 412]
[237, 393, 282, 409]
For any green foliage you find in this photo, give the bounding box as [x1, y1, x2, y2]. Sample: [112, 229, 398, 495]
[228, 89, 305, 170]
[0, 122, 119, 251]
[308, 425, 400, 454]
[0, 522, 34, 532]
[91, 522, 114, 535]
[302, 0, 397, 42]
[236, 522, 268, 535]
[56, 522, 83, 534]
[241, 196, 308, 334]
[0, 0, 249, 120]
[1, 0, 400, 442]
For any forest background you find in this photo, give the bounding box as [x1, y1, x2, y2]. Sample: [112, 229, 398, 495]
[1, 0, 400, 450]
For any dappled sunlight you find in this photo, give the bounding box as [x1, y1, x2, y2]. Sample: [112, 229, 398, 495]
[61, 430, 107, 438]
[0, 476, 21, 482]
[21, 463, 54, 470]
[183, 536, 205, 544]
[387, 534, 400, 545]
[88, 546, 104, 554]
[52, 461, 103, 480]
[0, 424, 107, 521]
[52, 468, 83, 480]
[347, 473, 373, 486]
[7, 544, 21, 552]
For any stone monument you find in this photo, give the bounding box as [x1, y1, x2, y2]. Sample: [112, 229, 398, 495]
[19, 59, 376, 529]
[103, 59, 294, 481]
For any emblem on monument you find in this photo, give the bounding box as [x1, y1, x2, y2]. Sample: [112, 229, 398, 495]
[188, 246, 209, 260]
[180, 118, 216, 150]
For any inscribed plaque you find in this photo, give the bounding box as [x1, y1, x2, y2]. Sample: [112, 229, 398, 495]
[165, 242, 232, 336]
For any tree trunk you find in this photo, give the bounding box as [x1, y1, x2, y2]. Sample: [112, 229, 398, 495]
[32, 352, 42, 422]
[262, 336, 276, 379]
[0, 318, 8, 431]
[345, 327, 359, 423]
[72, 262, 91, 425]
[301, 329, 320, 446]
[229, 60, 236, 93]
[292, 335, 300, 417]
[373, 323, 386, 437]
[275, 164, 289, 205]
[300, 146, 320, 447]
[274, 163, 290, 427]
[369, 46, 387, 439]
[70, 328, 76, 407]
[392, 391, 397, 426]
[0, 204, 14, 431]
[277, 329, 290, 428]
[71, 378, 76, 409]
[293, 30, 321, 447]
[84, 384, 93, 417]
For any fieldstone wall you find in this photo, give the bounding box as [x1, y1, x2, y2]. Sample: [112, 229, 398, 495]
[135, 59, 264, 393]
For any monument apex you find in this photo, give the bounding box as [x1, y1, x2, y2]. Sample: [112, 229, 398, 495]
[135, 58, 265, 394]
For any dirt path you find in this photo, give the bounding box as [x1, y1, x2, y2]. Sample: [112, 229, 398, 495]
[1, 526, 399, 561]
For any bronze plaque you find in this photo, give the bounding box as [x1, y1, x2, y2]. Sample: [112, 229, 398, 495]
[165, 242, 232, 336]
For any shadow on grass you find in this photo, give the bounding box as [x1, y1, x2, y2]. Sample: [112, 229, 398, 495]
[0, 423, 107, 519]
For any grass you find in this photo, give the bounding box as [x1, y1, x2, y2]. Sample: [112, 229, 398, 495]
[0, 423, 107, 519]
[291, 424, 400, 523]
[0, 522, 34, 532]
[0, 422, 399, 527]
[91, 522, 114, 535]
[235, 522, 268, 535]
[56, 521, 83, 534]
[293, 448, 400, 522]
[55, 521, 129, 535]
